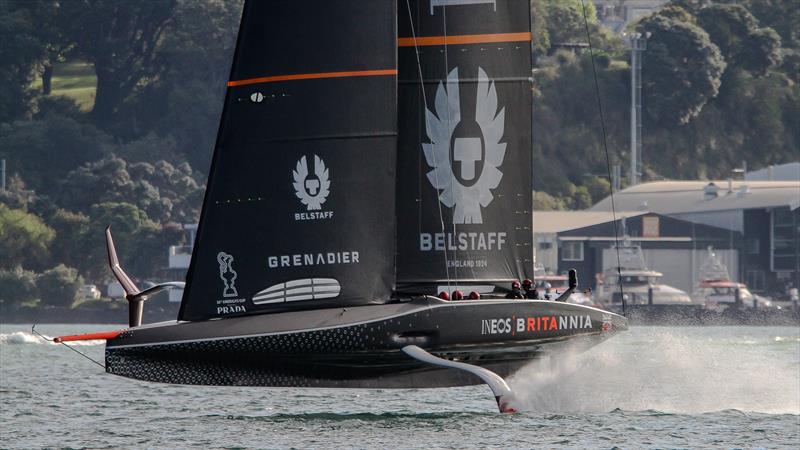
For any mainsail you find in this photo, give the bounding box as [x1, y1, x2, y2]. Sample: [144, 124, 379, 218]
[396, 0, 534, 293]
[179, 1, 398, 321]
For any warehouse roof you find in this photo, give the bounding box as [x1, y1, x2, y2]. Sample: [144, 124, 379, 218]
[590, 180, 800, 215]
[533, 210, 647, 234]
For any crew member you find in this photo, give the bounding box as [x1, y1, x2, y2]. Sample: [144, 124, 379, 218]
[522, 279, 538, 299]
[505, 281, 524, 299]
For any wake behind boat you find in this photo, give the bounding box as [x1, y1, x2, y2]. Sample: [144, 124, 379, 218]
[56, 0, 627, 413]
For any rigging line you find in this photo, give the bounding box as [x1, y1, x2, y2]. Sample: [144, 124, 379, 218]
[442, 4, 459, 286]
[404, 0, 452, 291]
[579, 0, 626, 316]
[31, 324, 106, 369]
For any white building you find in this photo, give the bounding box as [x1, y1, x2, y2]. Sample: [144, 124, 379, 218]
[593, 0, 669, 33]
[591, 180, 800, 293]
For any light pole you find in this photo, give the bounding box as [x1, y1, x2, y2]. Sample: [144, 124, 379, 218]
[627, 32, 648, 186]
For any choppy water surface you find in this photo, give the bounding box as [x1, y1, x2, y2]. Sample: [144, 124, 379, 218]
[1, 324, 798, 449]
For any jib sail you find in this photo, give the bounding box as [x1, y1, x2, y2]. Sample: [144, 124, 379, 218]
[179, 0, 398, 321]
[396, 0, 533, 294]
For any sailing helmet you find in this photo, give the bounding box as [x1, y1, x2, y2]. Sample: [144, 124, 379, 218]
[438, 291, 450, 301]
[511, 281, 521, 290]
[522, 279, 533, 289]
[469, 291, 480, 300]
[452, 290, 464, 300]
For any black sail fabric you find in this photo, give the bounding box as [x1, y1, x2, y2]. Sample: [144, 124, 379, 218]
[396, 0, 533, 294]
[179, 0, 398, 321]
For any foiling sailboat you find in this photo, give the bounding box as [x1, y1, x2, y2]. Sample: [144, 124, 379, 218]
[55, 0, 627, 413]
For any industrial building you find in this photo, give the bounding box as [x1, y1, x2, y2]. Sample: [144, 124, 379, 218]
[533, 210, 740, 294]
[590, 180, 800, 294]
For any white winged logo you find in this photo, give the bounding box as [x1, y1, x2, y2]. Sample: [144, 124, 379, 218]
[292, 155, 330, 211]
[423, 67, 506, 224]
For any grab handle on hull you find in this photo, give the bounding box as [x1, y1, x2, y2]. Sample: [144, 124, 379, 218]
[401, 345, 520, 413]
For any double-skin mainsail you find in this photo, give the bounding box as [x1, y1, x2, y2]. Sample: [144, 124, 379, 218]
[180, 0, 533, 318]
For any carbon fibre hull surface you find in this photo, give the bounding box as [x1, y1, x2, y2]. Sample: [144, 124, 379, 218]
[105, 297, 627, 388]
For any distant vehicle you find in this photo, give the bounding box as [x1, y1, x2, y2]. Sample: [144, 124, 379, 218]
[79, 284, 101, 300]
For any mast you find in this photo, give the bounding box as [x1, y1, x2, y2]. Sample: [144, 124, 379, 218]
[179, 1, 398, 321]
[395, 0, 533, 294]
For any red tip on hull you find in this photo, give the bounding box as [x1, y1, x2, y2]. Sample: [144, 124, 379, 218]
[54, 331, 122, 343]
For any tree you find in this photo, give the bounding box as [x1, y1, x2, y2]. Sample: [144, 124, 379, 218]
[572, 185, 593, 209]
[746, 0, 800, 49]
[0, 267, 39, 309]
[47, 209, 92, 275]
[58, 155, 202, 223]
[57, 0, 177, 125]
[37, 264, 83, 307]
[533, 191, 567, 211]
[696, 4, 781, 76]
[9, 0, 76, 95]
[136, 0, 242, 170]
[0, 115, 111, 195]
[542, 0, 597, 47]
[530, 0, 551, 60]
[584, 176, 611, 205]
[0, 204, 54, 270]
[0, 2, 42, 122]
[532, 53, 629, 199]
[639, 12, 726, 124]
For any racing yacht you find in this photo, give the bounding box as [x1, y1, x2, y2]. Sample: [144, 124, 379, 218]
[55, 0, 627, 413]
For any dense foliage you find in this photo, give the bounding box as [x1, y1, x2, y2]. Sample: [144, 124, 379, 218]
[0, 0, 796, 306]
[532, 0, 798, 202]
[0, 0, 241, 307]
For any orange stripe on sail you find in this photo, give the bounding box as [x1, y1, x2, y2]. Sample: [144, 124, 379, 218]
[227, 69, 398, 87]
[397, 32, 531, 47]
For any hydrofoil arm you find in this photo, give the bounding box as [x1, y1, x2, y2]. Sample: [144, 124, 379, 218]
[401, 345, 519, 413]
[105, 226, 185, 327]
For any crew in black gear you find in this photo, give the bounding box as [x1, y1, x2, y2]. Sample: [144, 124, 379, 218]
[522, 279, 538, 299]
[505, 281, 524, 299]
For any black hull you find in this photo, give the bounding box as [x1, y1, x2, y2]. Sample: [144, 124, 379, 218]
[105, 298, 626, 388]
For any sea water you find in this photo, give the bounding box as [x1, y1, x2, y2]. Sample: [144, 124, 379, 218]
[1, 324, 798, 449]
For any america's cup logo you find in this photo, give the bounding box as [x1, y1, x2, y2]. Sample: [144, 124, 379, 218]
[293, 155, 330, 211]
[217, 252, 238, 298]
[423, 67, 506, 224]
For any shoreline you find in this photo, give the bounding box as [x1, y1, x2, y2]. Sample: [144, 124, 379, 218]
[0, 304, 180, 325]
